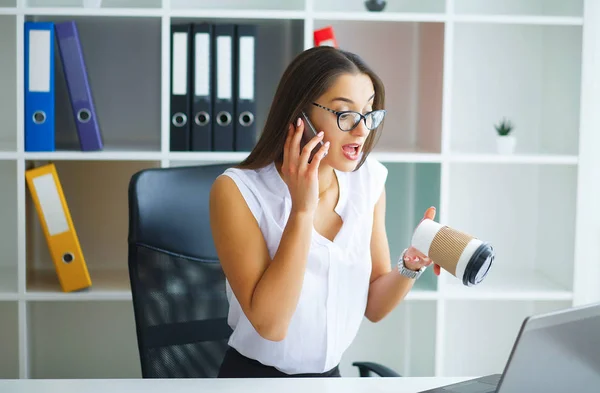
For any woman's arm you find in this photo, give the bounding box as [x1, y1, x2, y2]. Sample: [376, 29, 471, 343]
[210, 175, 314, 342]
[364, 188, 418, 322]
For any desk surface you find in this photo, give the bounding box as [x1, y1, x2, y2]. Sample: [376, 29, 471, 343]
[0, 377, 474, 393]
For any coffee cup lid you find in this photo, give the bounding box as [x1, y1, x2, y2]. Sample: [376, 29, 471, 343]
[463, 242, 494, 286]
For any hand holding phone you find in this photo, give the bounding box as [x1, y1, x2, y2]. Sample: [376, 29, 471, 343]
[281, 115, 329, 215]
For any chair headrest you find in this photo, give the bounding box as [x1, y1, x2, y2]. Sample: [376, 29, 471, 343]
[128, 163, 235, 261]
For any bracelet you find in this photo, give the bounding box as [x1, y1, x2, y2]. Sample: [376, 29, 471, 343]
[398, 248, 426, 279]
[397, 248, 409, 271]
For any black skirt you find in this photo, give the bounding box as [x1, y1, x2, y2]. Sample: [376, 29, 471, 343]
[217, 346, 341, 378]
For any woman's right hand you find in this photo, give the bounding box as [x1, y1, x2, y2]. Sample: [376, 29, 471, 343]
[281, 117, 330, 215]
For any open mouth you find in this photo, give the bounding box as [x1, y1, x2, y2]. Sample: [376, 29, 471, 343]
[342, 143, 361, 161]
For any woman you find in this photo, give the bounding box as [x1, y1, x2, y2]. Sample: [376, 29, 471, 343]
[209, 46, 440, 378]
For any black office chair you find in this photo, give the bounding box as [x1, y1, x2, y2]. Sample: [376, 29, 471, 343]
[127, 163, 400, 378]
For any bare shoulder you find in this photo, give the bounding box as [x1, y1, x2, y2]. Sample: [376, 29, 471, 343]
[210, 173, 239, 204]
[210, 172, 237, 196]
[209, 172, 260, 233]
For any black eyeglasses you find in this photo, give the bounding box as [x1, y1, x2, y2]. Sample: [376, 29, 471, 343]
[312, 102, 386, 132]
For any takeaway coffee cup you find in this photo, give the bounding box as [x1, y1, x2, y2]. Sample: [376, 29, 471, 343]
[411, 219, 494, 286]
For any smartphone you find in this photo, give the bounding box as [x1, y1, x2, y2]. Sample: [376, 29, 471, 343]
[300, 111, 324, 163]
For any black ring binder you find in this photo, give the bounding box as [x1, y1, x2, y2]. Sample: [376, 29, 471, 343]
[172, 112, 188, 127]
[216, 111, 232, 127]
[239, 111, 254, 127]
[195, 111, 210, 127]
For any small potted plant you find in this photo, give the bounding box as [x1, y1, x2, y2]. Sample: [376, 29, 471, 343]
[494, 117, 516, 154]
[365, 0, 387, 12]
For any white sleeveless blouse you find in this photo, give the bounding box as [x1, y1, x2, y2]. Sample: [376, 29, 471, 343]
[220, 156, 388, 374]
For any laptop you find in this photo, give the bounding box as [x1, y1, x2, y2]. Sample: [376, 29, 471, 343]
[420, 302, 600, 393]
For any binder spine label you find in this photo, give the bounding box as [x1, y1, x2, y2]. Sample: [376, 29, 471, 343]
[172, 32, 188, 95]
[195, 32, 210, 97]
[239, 36, 255, 101]
[32, 174, 69, 236]
[28, 30, 52, 93]
[216, 36, 232, 100]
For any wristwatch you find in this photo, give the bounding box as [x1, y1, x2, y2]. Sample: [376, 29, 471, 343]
[397, 248, 426, 280]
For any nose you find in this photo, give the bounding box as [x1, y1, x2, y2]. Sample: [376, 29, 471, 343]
[351, 119, 370, 138]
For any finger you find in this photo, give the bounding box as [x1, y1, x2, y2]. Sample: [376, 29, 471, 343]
[424, 206, 436, 220]
[282, 124, 293, 172]
[300, 131, 325, 170]
[434, 264, 441, 276]
[308, 141, 330, 174]
[421, 206, 436, 223]
[289, 117, 303, 162]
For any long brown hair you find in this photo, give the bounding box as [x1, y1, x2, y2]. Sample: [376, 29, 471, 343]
[237, 46, 385, 171]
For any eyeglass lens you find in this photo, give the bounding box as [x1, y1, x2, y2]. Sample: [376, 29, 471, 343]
[338, 111, 385, 131]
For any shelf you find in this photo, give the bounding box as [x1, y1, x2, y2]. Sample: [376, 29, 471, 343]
[24, 7, 163, 17]
[453, 0, 583, 18]
[24, 147, 162, 161]
[0, 7, 15, 15]
[171, 0, 304, 11]
[341, 300, 437, 377]
[313, 19, 444, 154]
[169, 9, 306, 20]
[451, 23, 582, 156]
[314, 0, 445, 14]
[373, 152, 442, 163]
[452, 14, 583, 26]
[0, 15, 16, 152]
[26, 0, 161, 8]
[27, 301, 141, 378]
[166, 151, 445, 165]
[14, 9, 587, 25]
[441, 299, 573, 377]
[26, 269, 131, 300]
[0, 152, 18, 159]
[167, 152, 248, 166]
[24, 15, 162, 153]
[25, 160, 161, 288]
[448, 153, 578, 165]
[0, 302, 19, 379]
[313, 12, 446, 22]
[442, 267, 573, 301]
[445, 163, 577, 293]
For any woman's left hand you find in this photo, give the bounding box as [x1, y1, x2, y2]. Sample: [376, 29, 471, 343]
[403, 207, 441, 276]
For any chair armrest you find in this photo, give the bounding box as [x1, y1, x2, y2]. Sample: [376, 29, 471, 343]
[352, 361, 401, 377]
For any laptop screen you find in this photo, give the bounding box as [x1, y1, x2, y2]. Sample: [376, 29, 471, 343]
[498, 304, 600, 393]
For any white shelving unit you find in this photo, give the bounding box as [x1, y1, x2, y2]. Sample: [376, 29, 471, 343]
[1, 0, 599, 381]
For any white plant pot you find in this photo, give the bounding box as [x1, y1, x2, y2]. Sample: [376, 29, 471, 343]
[496, 135, 516, 154]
